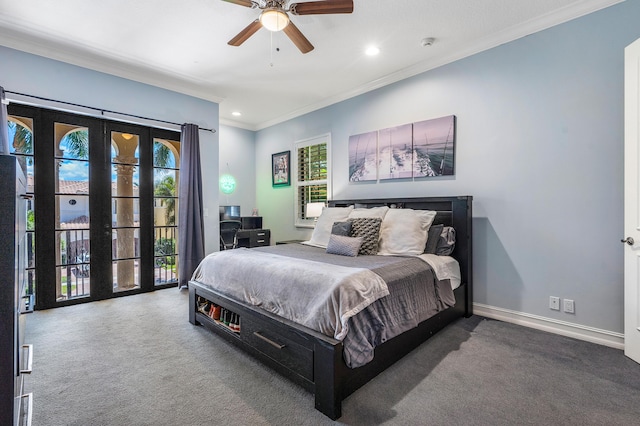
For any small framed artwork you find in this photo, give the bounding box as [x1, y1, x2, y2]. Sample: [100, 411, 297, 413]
[272, 150, 291, 186]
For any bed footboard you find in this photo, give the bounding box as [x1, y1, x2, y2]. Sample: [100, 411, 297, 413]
[189, 280, 344, 418]
[189, 280, 467, 420]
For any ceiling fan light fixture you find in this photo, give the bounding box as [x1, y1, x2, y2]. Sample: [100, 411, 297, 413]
[260, 8, 290, 32]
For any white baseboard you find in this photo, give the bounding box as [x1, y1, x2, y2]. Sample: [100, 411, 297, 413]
[473, 303, 624, 350]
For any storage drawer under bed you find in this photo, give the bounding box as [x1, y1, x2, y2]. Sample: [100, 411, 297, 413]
[241, 317, 314, 381]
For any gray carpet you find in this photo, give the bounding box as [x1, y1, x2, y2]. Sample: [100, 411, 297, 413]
[25, 288, 640, 425]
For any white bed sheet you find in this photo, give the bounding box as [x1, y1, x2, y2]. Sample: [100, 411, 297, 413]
[418, 254, 461, 290]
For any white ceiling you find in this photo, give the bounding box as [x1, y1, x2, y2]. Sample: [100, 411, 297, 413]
[0, 0, 622, 130]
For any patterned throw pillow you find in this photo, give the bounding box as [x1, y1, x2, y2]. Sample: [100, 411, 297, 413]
[348, 217, 382, 255]
[326, 234, 363, 257]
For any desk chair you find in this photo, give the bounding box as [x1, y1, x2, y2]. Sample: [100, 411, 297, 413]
[220, 220, 242, 250]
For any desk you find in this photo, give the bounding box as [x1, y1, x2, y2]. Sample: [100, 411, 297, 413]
[236, 229, 270, 248]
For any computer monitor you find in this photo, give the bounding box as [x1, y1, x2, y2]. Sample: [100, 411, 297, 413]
[219, 205, 241, 221]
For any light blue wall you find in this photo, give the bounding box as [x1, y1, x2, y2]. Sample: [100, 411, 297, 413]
[0, 45, 221, 253]
[254, 1, 640, 334]
[218, 124, 256, 218]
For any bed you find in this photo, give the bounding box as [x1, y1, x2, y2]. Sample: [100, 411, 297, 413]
[188, 196, 473, 419]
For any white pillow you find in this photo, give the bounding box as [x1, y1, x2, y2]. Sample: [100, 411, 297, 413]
[348, 206, 389, 219]
[377, 209, 437, 256]
[303, 206, 354, 248]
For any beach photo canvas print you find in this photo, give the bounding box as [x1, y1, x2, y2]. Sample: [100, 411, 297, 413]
[412, 115, 455, 177]
[378, 124, 413, 180]
[348, 131, 378, 182]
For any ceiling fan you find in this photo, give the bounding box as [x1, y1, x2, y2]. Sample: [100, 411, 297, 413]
[223, 0, 354, 54]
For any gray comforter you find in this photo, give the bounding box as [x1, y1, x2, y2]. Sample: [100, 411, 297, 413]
[192, 244, 455, 368]
[191, 247, 389, 340]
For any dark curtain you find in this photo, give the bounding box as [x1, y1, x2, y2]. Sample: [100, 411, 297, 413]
[177, 123, 205, 289]
[0, 87, 9, 155]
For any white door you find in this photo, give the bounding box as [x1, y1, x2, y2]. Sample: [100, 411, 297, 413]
[624, 37, 640, 364]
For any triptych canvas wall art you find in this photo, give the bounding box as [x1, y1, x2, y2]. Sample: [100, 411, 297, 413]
[348, 115, 456, 182]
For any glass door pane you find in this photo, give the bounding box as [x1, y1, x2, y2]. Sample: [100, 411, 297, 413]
[55, 123, 90, 301]
[8, 116, 36, 300]
[111, 132, 140, 292]
[153, 138, 179, 286]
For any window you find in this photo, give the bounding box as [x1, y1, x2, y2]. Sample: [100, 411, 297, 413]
[294, 134, 330, 227]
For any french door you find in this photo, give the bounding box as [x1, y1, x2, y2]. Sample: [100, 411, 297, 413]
[7, 104, 181, 309]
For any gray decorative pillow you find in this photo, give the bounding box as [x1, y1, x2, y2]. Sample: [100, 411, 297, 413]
[331, 221, 352, 236]
[436, 226, 456, 255]
[326, 234, 363, 257]
[425, 224, 444, 254]
[348, 217, 382, 255]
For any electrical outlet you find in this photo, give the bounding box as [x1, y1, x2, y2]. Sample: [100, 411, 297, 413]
[563, 299, 575, 314]
[549, 296, 560, 310]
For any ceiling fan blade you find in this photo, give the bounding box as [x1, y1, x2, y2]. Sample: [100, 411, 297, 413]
[283, 21, 314, 54]
[221, 0, 256, 7]
[228, 19, 263, 46]
[289, 0, 353, 15]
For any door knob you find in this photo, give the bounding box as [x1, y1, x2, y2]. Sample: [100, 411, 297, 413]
[622, 237, 635, 246]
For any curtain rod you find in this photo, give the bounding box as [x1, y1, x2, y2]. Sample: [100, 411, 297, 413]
[5, 90, 217, 134]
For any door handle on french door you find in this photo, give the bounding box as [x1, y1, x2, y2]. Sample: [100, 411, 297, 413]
[622, 237, 635, 245]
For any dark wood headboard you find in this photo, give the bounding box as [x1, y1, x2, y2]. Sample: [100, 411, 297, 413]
[328, 196, 473, 316]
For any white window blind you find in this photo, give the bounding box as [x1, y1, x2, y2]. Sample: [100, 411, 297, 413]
[294, 134, 330, 227]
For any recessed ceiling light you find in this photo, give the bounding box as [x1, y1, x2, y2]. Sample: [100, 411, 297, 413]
[232, 111, 242, 117]
[365, 46, 380, 56]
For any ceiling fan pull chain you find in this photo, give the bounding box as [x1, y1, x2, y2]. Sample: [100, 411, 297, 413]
[270, 31, 274, 67]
